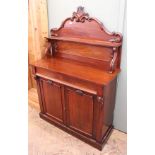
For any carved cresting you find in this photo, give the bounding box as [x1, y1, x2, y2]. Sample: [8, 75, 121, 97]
[50, 6, 91, 36]
[71, 6, 90, 22]
[50, 6, 122, 43]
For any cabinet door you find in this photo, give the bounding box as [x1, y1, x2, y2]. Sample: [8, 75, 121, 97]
[40, 78, 63, 123]
[65, 87, 94, 137]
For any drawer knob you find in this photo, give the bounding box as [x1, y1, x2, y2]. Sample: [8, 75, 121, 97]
[47, 80, 53, 85]
[75, 89, 84, 96]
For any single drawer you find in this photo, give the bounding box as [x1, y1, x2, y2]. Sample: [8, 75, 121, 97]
[35, 67, 104, 96]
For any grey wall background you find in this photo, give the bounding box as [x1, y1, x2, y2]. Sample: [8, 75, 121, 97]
[113, 7, 127, 132]
[47, 0, 127, 132]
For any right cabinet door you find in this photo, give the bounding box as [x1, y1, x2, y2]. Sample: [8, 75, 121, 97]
[65, 87, 94, 137]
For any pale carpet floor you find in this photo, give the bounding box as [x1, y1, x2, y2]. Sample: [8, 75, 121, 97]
[28, 88, 127, 155]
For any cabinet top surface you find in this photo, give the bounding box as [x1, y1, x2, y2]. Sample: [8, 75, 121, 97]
[32, 56, 120, 85]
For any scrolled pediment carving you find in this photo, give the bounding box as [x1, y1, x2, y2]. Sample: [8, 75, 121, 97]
[49, 6, 122, 46]
[71, 6, 90, 23]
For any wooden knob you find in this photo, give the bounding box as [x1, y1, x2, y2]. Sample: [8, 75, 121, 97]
[75, 89, 84, 96]
[47, 80, 53, 85]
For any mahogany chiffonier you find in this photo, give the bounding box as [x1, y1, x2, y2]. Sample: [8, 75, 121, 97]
[31, 6, 122, 150]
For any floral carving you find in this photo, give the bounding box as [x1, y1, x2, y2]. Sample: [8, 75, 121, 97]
[109, 32, 122, 43]
[71, 6, 90, 22]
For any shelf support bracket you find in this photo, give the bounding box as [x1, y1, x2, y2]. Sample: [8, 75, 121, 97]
[45, 38, 58, 56]
[109, 47, 117, 73]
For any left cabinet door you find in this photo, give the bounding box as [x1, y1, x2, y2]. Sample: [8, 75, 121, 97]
[39, 78, 64, 123]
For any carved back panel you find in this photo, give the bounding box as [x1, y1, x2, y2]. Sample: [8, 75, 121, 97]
[48, 6, 122, 73]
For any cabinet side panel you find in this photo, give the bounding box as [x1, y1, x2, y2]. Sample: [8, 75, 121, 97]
[102, 78, 117, 136]
[93, 96, 104, 142]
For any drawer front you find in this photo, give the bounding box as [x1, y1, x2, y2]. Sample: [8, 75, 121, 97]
[36, 67, 103, 96]
[65, 87, 94, 137]
[39, 78, 64, 123]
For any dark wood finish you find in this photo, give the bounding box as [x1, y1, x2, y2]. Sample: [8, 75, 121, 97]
[65, 87, 94, 137]
[46, 36, 122, 47]
[39, 78, 64, 123]
[31, 6, 122, 150]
